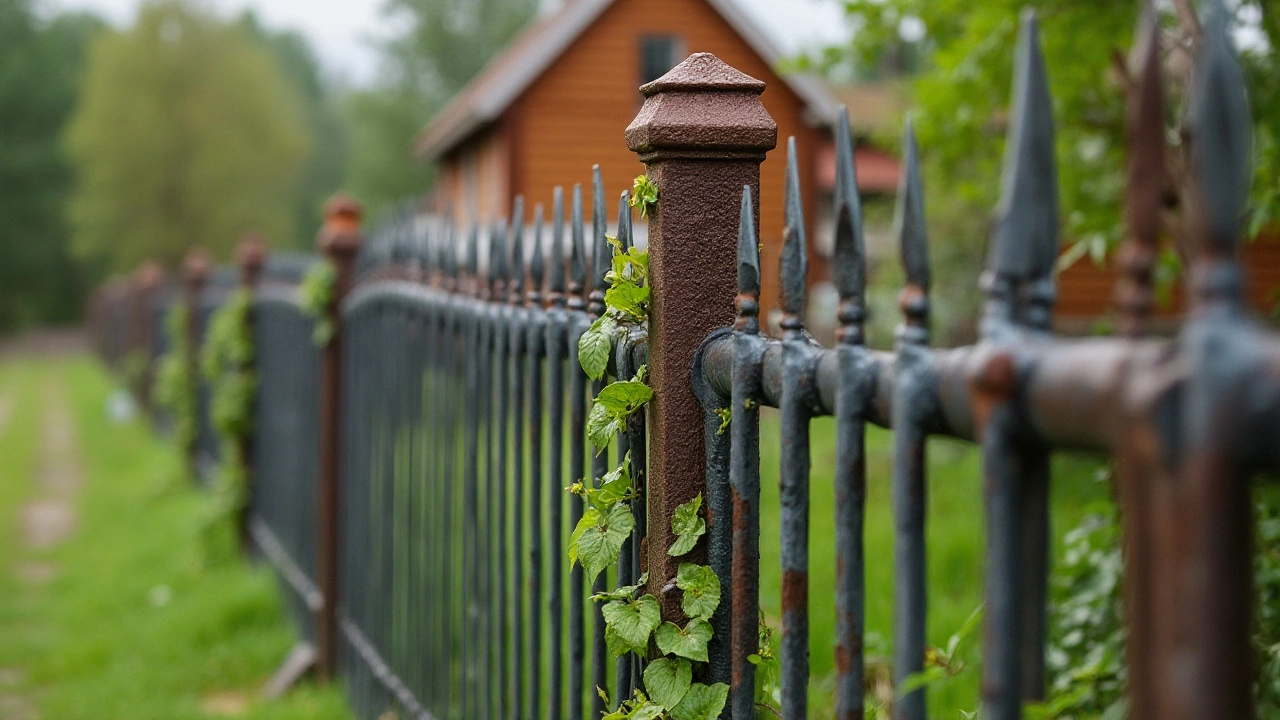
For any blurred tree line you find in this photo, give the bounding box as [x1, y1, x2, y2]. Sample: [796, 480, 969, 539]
[800, 0, 1278, 339]
[0, 0, 536, 333]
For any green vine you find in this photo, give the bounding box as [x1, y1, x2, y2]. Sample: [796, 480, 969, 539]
[299, 260, 337, 346]
[197, 287, 257, 545]
[570, 226, 729, 720]
[153, 303, 196, 462]
[630, 174, 660, 219]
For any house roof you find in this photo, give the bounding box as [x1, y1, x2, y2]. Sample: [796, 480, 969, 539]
[414, 0, 841, 159]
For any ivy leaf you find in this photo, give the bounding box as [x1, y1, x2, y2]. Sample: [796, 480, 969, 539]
[632, 705, 665, 720]
[577, 503, 635, 583]
[605, 281, 650, 322]
[669, 682, 729, 720]
[654, 618, 713, 662]
[601, 593, 661, 657]
[676, 562, 721, 620]
[595, 381, 654, 417]
[668, 494, 706, 557]
[579, 315, 616, 380]
[592, 572, 649, 604]
[568, 506, 600, 566]
[643, 657, 692, 709]
[594, 454, 634, 509]
[587, 402, 624, 450]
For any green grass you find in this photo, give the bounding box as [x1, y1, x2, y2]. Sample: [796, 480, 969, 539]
[0, 357, 351, 720]
[755, 411, 1113, 716]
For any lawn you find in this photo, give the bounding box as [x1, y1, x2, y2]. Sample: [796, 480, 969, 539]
[755, 411, 1113, 716]
[0, 357, 350, 720]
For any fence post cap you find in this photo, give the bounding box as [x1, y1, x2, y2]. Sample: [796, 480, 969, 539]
[318, 194, 364, 258]
[134, 260, 163, 291]
[236, 232, 268, 285]
[626, 52, 777, 161]
[183, 247, 211, 285]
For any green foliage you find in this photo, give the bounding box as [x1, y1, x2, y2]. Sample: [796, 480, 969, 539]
[602, 689, 668, 720]
[0, 1, 104, 331]
[668, 493, 706, 557]
[748, 615, 781, 714]
[897, 604, 982, 699]
[588, 373, 653, 450]
[153, 304, 196, 461]
[198, 288, 256, 555]
[655, 618, 714, 663]
[579, 316, 617, 381]
[668, 681, 729, 720]
[568, 453, 638, 583]
[578, 244, 650, 380]
[644, 658, 693, 710]
[630, 175, 660, 219]
[675, 562, 720, 621]
[713, 407, 731, 436]
[299, 260, 337, 345]
[599, 585, 662, 657]
[65, 0, 310, 272]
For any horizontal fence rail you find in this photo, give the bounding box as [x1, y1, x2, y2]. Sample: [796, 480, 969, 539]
[84, 3, 1279, 719]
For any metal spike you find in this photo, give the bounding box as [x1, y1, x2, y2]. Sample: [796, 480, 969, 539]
[490, 220, 508, 283]
[592, 165, 609, 290]
[617, 191, 632, 251]
[1190, 0, 1250, 256]
[510, 196, 525, 296]
[779, 136, 808, 320]
[466, 224, 479, 279]
[897, 119, 930, 292]
[989, 9, 1059, 281]
[530, 203, 546, 290]
[1127, 2, 1164, 246]
[550, 187, 566, 293]
[832, 105, 866, 305]
[570, 184, 586, 289]
[737, 185, 760, 295]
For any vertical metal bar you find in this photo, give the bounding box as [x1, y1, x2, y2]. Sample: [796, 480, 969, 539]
[492, 218, 512, 720]
[508, 199, 528, 719]
[832, 108, 874, 720]
[463, 228, 481, 720]
[778, 141, 812, 720]
[526, 203, 547, 719]
[567, 184, 587, 720]
[546, 188, 568, 720]
[587, 166, 610, 716]
[315, 197, 363, 682]
[729, 186, 764, 720]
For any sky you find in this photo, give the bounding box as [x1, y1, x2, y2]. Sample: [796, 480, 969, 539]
[43, 0, 852, 84]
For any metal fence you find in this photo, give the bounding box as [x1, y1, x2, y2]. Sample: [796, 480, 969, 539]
[87, 3, 1278, 719]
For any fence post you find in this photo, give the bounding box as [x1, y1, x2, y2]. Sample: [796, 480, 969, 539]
[183, 248, 211, 478]
[235, 233, 267, 551]
[315, 195, 363, 682]
[625, 53, 777, 616]
[133, 260, 163, 415]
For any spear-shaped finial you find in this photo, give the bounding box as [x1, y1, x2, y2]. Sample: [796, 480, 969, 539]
[550, 187, 566, 297]
[779, 136, 808, 330]
[736, 185, 761, 335]
[509, 196, 526, 301]
[896, 119, 931, 345]
[466, 224, 480, 292]
[1189, 0, 1250, 261]
[985, 10, 1059, 334]
[1117, 1, 1165, 336]
[591, 166, 609, 302]
[529, 203, 546, 303]
[617, 190, 632, 252]
[569, 184, 586, 310]
[832, 106, 867, 346]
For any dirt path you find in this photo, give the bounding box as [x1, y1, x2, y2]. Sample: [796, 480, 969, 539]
[1, 376, 85, 720]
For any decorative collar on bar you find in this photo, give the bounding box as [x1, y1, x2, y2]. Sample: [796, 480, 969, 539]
[1117, 1, 1164, 337]
[832, 106, 866, 347]
[982, 10, 1058, 338]
[528, 203, 545, 306]
[779, 136, 808, 336]
[736, 185, 760, 335]
[1188, 0, 1249, 306]
[509, 196, 526, 304]
[549, 187, 566, 302]
[896, 119, 930, 346]
[588, 165, 609, 318]
[569, 183, 587, 310]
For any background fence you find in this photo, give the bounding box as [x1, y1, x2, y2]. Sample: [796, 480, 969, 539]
[88, 4, 1277, 719]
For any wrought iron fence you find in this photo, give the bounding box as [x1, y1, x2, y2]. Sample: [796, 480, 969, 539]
[86, 2, 1279, 718]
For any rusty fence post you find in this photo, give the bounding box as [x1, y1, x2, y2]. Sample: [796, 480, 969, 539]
[183, 248, 211, 478]
[315, 196, 363, 682]
[625, 53, 777, 617]
[235, 233, 267, 551]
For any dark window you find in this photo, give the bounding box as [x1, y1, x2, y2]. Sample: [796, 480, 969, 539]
[640, 36, 683, 85]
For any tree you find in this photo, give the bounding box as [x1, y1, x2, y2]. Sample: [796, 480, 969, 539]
[66, 0, 311, 273]
[0, 1, 104, 330]
[814, 0, 1279, 334]
[342, 0, 538, 217]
